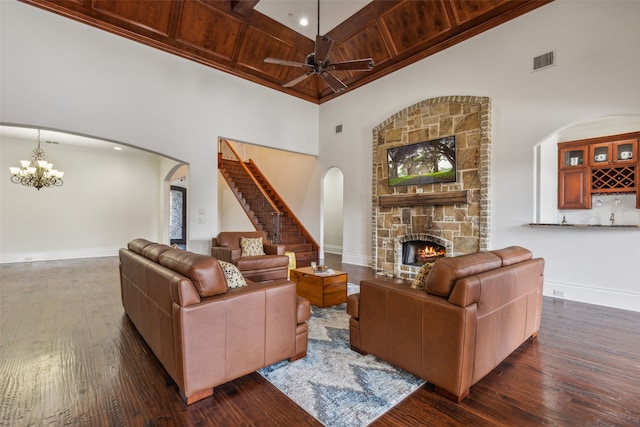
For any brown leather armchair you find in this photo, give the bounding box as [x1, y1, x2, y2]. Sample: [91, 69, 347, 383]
[211, 231, 289, 282]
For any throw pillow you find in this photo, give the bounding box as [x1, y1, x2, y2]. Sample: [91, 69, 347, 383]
[240, 237, 265, 257]
[218, 260, 247, 289]
[411, 262, 435, 290]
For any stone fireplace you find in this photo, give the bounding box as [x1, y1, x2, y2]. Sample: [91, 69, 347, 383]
[372, 96, 492, 279]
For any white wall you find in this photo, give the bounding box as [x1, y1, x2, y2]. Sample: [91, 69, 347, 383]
[0, 0, 318, 254]
[0, 137, 165, 262]
[319, 0, 640, 311]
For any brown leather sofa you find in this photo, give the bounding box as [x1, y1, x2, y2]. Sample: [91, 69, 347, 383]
[211, 231, 289, 282]
[347, 246, 544, 403]
[119, 238, 310, 404]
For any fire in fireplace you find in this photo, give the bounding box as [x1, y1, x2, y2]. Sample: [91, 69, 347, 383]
[402, 240, 446, 266]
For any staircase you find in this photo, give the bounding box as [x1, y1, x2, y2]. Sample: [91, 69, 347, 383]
[218, 144, 319, 267]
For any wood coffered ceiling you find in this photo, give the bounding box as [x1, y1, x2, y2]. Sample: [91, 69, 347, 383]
[20, 0, 551, 104]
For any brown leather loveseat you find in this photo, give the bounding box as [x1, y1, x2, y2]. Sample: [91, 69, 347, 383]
[119, 238, 310, 404]
[211, 231, 289, 281]
[347, 246, 544, 402]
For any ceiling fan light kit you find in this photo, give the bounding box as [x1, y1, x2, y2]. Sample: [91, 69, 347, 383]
[264, 0, 374, 93]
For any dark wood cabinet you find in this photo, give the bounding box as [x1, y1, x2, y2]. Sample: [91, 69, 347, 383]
[558, 167, 590, 209]
[558, 132, 639, 210]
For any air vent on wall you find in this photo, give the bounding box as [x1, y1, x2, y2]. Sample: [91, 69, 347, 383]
[533, 51, 555, 71]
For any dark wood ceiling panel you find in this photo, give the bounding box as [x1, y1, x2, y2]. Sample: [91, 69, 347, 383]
[175, 1, 242, 61]
[238, 27, 302, 76]
[92, 0, 173, 36]
[335, 22, 392, 69]
[379, 1, 452, 55]
[449, 0, 511, 25]
[18, 0, 553, 104]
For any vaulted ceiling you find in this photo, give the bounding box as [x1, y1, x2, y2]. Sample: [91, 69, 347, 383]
[20, 0, 551, 104]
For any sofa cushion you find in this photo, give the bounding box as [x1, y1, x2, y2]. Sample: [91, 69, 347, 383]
[236, 254, 289, 270]
[128, 238, 153, 255]
[425, 251, 502, 297]
[215, 231, 267, 249]
[218, 260, 247, 289]
[410, 262, 435, 290]
[159, 249, 228, 297]
[240, 237, 265, 257]
[141, 243, 174, 263]
[491, 246, 532, 266]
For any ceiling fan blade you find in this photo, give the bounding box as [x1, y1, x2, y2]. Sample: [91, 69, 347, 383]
[327, 58, 375, 72]
[283, 72, 313, 88]
[321, 71, 347, 93]
[315, 35, 334, 65]
[264, 57, 310, 69]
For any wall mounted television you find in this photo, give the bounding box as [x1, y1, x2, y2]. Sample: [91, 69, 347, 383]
[387, 135, 456, 187]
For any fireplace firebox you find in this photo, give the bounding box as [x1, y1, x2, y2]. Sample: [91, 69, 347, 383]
[402, 240, 446, 266]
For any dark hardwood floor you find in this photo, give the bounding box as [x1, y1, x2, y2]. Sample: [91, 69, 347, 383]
[2, 254, 639, 426]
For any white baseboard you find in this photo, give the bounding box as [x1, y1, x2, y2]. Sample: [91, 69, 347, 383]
[341, 252, 371, 267]
[1, 248, 120, 264]
[543, 280, 640, 312]
[323, 244, 343, 255]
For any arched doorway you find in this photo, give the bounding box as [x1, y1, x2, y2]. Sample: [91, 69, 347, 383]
[322, 167, 344, 263]
[166, 164, 189, 249]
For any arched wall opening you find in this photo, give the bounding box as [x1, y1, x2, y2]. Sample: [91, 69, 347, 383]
[321, 167, 344, 261]
[0, 124, 186, 262]
[533, 114, 640, 225]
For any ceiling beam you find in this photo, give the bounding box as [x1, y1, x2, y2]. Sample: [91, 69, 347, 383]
[232, 0, 260, 17]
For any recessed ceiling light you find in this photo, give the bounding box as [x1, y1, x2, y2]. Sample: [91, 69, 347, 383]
[114, 146, 122, 151]
[299, 17, 308, 27]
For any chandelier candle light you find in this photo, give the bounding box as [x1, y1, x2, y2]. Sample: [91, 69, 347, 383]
[9, 130, 64, 190]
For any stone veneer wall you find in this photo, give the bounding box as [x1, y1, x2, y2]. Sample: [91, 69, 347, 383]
[372, 96, 492, 278]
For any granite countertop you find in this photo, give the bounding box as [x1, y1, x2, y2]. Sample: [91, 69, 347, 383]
[529, 223, 640, 229]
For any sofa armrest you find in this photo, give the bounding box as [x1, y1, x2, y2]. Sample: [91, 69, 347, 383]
[211, 246, 238, 262]
[264, 243, 285, 255]
[448, 276, 481, 307]
[296, 296, 310, 323]
[347, 293, 360, 318]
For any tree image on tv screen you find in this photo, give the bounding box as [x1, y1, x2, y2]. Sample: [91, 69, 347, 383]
[388, 136, 456, 186]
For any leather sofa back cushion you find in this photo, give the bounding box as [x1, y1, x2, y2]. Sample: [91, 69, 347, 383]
[128, 238, 154, 255]
[215, 231, 267, 249]
[425, 251, 502, 297]
[159, 249, 228, 297]
[141, 243, 174, 263]
[491, 246, 532, 266]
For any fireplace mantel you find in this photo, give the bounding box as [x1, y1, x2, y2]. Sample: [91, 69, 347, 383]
[378, 190, 470, 207]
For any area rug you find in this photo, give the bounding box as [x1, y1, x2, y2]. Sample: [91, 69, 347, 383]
[258, 284, 425, 427]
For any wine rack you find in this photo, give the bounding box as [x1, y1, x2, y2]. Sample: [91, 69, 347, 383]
[591, 166, 635, 192]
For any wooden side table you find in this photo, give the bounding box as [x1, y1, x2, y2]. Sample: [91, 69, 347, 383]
[290, 267, 348, 308]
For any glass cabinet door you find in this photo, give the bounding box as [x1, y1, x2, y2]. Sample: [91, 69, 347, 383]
[590, 142, 611, 166]
[560, 145, 586, 168]
[613, 139, 637, 163]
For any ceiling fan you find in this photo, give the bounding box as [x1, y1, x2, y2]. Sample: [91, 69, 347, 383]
[264, 0, 374, 93]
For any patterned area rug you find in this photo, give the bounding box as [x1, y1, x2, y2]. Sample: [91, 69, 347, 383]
[258, 284, 425, 427]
